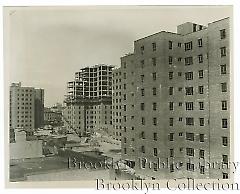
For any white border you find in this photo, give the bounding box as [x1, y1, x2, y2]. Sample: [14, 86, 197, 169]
[1, 1, 240, 194]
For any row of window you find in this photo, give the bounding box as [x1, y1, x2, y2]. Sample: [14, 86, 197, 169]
[139, 29, 226, 54]
[169, 83, 227, 95]
[138, 50, 227, 71]
[119, 83, 226, 100]
[169, 117, 228, 128]
[11, 124, 32, 127]
[169, 64, 227, 80]
[169, 101, 227, 111]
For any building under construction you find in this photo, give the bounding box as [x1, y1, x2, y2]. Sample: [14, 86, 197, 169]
[63, 64, 114, 136]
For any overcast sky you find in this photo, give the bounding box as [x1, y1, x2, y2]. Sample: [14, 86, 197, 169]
[5, 6, 232, 106]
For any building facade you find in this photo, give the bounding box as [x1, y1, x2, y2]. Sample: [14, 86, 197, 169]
[112, 68, 123, 141]
[9, 82, 44, 142]
[120, 18, 230, 179]
[34, 88, 44, 129]
[44, 107, 62, 126]
[63, 64, 113, 136]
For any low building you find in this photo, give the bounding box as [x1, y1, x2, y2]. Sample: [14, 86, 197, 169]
[44, 107, 62, 126]
[10, 129, 43, 160]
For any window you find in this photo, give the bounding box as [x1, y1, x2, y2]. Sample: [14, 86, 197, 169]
[169, 56, 173, 64]
[199, 102, 204, 110]
[187, 163, 194, 171]
[222, 119, 228, 128]
[199, 134, 205, 142]
[222, 155, 228, 164]
[198, 54, 203, 63]
[179, 102, 182, 106]
[221, 64, 227, 74]
[153, 163, 158, 171]
[185, 57, 193, 65]
[186, 117, 194, 125]
[222, 137, 228, 146]
[220, 47, 226, 57]
[141, 117, 145, 125]
[141, 131, 145, 139]
[141, 88, 145, 96]
[199, 150, 205, 159]
[221, 83, 227, 92]
[178, 43, 182, 47]
[220, 29, 226, 39]
[223, 173, 229, 179]
[185, 72, 193, 80]
[200, 166, 205, 174]
[169, 87, 174, 95]
[186, 148, 194, 156]
[198, 86, 204, 94]
[222, 101, 227, 110]
[152, 72, 157, 81]
[199, 70, 204, 78]
[179, 132, 183, 136]
[169, 72, 173, 80]
[153, 103, 157, 111]
[185, 41, 192, 51]
[140, 103, 145, 111]
[153, 87, 157, 96]
[140, 46, 144, 54]
[199, 118, 205, 126]
[140, 60, 144, 68]
[124, 148, 127, 154]
[178, 57, 182, 62]
[170, 164, 174, 173]
[169, 118, 173, 126]
[152, 57, 156, 66]
[169, 102, 174, 111]
[178, 72, 182, 76]
[152, 42, 156, 51]
[186, 102, 194, 110]
[153, 133, 157, 141]
[198, 39, 203, 47]
[141, 158, 146, 168]
[178, 87, 182, 91]
[153, 117, 157, 126]
[141, 74, 144, 82]
[169, 41, 173, 49]
[186, 133, 194, 141]
[185, 87, 193, 95]
[169, 133, 174, 141]
[153, 148, 158, 156]
[170, 149, 174, 157]
[141, 146, 145, 153]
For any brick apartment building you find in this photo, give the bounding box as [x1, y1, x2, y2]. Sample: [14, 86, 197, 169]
[9, 82, 44, 142]
[119, 18, 230, 179]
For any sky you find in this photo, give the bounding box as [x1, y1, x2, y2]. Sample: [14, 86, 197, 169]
[4, 6, 232, 106]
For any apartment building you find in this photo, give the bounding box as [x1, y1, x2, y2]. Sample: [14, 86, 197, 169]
[120, 18, 230, 179]
[9, 82, 44, 142]
[63, 64, 113, 136]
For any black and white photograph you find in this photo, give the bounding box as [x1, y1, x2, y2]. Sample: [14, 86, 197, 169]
[3, 4, 237, 190]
